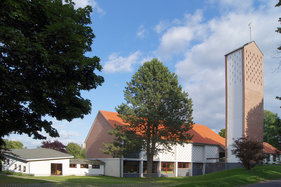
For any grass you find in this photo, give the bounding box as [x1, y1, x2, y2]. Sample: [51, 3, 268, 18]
[172, 165, 281, 187]
[1, 165, 281, 186]
[0, 175, 51, 184]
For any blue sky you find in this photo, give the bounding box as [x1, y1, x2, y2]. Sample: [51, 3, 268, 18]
[6, 0, 281, 148]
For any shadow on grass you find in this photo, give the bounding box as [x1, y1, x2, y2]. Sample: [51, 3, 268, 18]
[0, 175, 52, 184]
[28, 165, 281, 187]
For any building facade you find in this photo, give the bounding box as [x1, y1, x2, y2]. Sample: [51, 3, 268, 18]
[225, 41, 264, 163]
[85, 110, 225, 177]
[2, 148, 105, 176]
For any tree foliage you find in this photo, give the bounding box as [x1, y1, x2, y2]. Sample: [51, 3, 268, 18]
[232, 137, 263, 170]
[66, 142, 85, 158]
[41, 140, 66, 153]
[104, 59, 193, 178]
[264, 110, 281, 149]
[219, 129, 226, 138]
[2, 139, 24, 149]
[102, 125, 143, 158]
[0, 0, 104, 148]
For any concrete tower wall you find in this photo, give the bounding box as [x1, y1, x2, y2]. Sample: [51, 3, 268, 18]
[242, 43, 264, 142]
[225, 42, 264, 163]
[226, 49, 243, 163]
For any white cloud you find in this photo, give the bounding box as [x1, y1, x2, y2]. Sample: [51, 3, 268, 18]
[72, 0, 105, 15]
[156, 1, 281, 131]
[137, 25, 146, 38]
[154, 21, 170, 33]
[155, 10, 207, 60]
[103, 51, 142, 73]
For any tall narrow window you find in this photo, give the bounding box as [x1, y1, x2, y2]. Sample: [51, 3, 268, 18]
[51, 163, 63, 175]
[161, 162, 174, 174]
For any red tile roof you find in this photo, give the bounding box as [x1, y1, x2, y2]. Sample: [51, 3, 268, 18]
[100, 110, 125, 128]
[188, 124, 225, 147]
[99, 111, 280, 154]
[99, 110, 225, 146]
[263, 142, 280, 154]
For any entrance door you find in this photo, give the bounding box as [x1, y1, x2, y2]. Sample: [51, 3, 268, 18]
[51, 163, 62, 175]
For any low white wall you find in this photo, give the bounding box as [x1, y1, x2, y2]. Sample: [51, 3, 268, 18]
[2, 158, 29, 174]
[29, 159, 70, 176]
[66, 164, 104, 176]
[98, 158, 121, 177]
[3, 157, 104, 176]
[263, 154, 281, 164]
[176, 144, 192, 162]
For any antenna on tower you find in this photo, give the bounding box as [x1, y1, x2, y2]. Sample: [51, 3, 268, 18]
[248, 22, 252, 42]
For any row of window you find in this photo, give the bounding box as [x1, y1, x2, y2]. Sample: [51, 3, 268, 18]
[123, 161, 190, 174]
[14, 164, 26, 172]
[69, 164, 100, 169]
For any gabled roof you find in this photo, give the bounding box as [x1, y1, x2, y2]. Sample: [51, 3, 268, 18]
[225, 41, 263, 56]
[4, 148, 73, 161]
[100, 110, 125, 128]
[99, 110, 225, 147]
[263, 142, 280, 154]
[188, 124, 225, 147]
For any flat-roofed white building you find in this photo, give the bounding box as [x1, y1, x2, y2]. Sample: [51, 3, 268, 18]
[2, 148, 105, 176]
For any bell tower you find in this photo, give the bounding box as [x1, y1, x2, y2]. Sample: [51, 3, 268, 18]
[225, 41, 264, 163]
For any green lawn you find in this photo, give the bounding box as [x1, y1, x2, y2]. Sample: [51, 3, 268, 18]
[1, 165, 281, 186]
[0, 175, 51, 184]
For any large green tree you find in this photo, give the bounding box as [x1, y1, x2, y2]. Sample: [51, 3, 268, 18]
[105, 59, 193, 178]
[66, 142, 85, 158]
[264, 110, 281, 149]
[0, 0, 104, 148]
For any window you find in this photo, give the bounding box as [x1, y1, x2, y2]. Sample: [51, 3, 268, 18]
[161, 162, 174, 174]
[80, 164, 88, 168]
[23, 166, 26, 172]
[123, 161, 139, 174]
[70, 164, 77, 168]
[51, 163, 63, 175]
[273, 155, 276, 162]
[92, 165, 100, 169]
[14, 164, 17, 170]
[19, 165, 21, 171]
[178, 162, 189, 168]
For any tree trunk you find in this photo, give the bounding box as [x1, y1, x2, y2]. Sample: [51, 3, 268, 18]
[146, 143, 152, 179]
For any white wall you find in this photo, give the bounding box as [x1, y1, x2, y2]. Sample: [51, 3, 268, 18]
[226, 49, 243, 163]
[66, 164, 104, 176]
[2, 158, 29, 174]
[191, 145, 204, 162]
[263, 154, 281, 164]
[157, 145, 176, 161]
[98, 158, 121, 177]
[29, 159, 70, 176]
[176, 144, 192, 162]
[204, 145, 219, 163]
